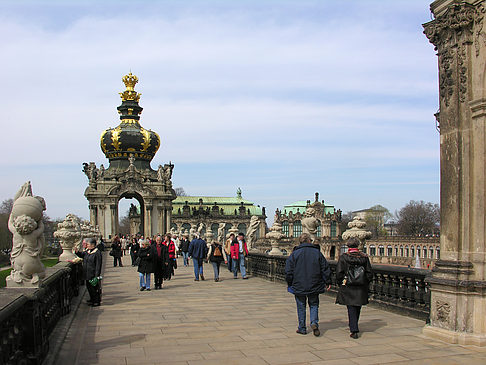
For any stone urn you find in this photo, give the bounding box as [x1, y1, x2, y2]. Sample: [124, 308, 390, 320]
[54, 214, 82, 262]
[342, 216, 372, 242]
[266, 222, 284, 255]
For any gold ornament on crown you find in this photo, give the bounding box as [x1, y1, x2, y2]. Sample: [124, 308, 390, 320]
[119, 72, 141, 102]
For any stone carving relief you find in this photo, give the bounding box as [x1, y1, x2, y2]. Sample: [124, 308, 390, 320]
[436, 300, 451, 324]
[302, 207, 319, 241]
[424, 2, 485, 107]
[217, 222, 225, 243]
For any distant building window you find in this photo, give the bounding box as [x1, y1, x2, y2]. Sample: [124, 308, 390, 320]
[363, 245, 367, 254]
[423, 246, 427, 258]
[395, 247, 398, 256]
[411, 247, 415, 258]
[282, 221, 289, 237]
[369, 245, 376, 256]
[316, 220, 321, 237]
[330, 221, 337, 237]
[405, 246, 409, 257]
[430, 247, 434, 259]
[417, 247, 421, 258]
[436, 247, 440, 259]
[293, 220, 302, 237]
[224, 223, 232, 238]
[171, 223, 177, 231]
[387, 245, 393, 256]
[379, 245, 385, 256]
[182, 223, 191, 234]
[237, 223, 247, 235]
[400, 246, 404, 257]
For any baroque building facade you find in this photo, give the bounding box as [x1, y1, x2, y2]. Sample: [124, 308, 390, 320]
[274, 193, 341, 239]
[129, 189, 267, 240]
[83, 73, 176, 241]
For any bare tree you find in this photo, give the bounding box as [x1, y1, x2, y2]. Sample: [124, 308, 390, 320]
[174, 187, 187, 196]
[396, 200, 440, 236]
[118, 213, 131, 236]
[339, 211, 353, 234]
[0, 199, 13, 215]
[364, 205, 392, 238]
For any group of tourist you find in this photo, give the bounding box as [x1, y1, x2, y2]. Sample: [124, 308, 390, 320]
[285, 234, 373, 339]
[77, 228, 372, 340]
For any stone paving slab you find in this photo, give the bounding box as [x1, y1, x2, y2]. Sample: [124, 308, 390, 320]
[55, 256, 484, 365]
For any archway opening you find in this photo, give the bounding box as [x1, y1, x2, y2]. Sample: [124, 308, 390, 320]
[118, 192, 144, 238]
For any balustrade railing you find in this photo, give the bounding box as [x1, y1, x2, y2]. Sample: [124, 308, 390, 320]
[247, 253, 430, 321]
[0, 261, 83, 365]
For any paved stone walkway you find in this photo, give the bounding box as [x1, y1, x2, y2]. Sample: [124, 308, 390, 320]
[55, 256, 486, 365]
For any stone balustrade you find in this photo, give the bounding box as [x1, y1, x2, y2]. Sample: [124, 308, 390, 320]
[0, 261, 83, 365]
[247, 252, 430, 321]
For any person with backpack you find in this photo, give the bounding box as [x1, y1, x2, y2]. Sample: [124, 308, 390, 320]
[335, 237, 373, 339]
[207, 239, 225, 282]
[285, 233, 330, 336]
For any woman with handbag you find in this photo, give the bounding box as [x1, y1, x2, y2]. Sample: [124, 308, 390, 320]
[335, 237, 373, 339]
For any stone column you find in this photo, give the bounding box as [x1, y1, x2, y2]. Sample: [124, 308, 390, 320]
[110, 204, 117, 239]
[423, 0, 486, 346]
[145, 204, 152, 238]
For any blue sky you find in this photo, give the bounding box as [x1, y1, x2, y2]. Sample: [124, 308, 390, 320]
[0, 0, 439, 223]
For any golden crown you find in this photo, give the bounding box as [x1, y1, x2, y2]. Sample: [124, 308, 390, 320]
[119, 72, 141, 102]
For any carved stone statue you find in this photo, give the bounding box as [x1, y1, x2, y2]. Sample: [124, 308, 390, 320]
[246, 215, 260, 250]
[6, 182, 47, 287]
[98, 164, 105, 178]
[83, 162, 98, 183]
[302, 207, 319, 241]
[217, 223, 225, 243]
[54, 214, 82, 262]
[189, 226, 196, 241]
[197, 223, 205, 236]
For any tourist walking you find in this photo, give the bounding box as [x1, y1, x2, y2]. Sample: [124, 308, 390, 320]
[208, 239, 224, 282]
[153, 235, 169, 289]
[180, 234, 190, 267]
[285, 233, 331, 336]
[121, 235, 128, 255]
[137, 239, 153, 291]
[230, 233, 248, 279]
[111, 235, 123, 267]
[188, 233, 208, 281]
[335, 237, 373, 339]
[224, 233, 234, 272]
[165, 234, 177, 279]
[76, 238, 102, 306]
[130, 238, 140, 266]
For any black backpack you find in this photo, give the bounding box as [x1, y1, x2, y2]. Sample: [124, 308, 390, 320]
[346, 264, 367, 286]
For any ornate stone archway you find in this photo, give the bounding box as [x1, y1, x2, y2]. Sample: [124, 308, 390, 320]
[83, 73, 176, 240]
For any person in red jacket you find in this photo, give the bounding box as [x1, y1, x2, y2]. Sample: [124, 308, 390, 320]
[164, 234, 177, 280]
[231, 232, 249, 279]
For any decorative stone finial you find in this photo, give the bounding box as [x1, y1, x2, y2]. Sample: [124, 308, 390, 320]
[54, 214, 82, 262]
[266, 221, 284, 255]
[342, 216, 372, 241]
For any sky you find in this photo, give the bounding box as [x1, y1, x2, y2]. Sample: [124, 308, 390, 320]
[0, 0, 439, 224]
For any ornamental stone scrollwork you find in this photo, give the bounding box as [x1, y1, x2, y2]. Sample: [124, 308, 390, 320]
[423, 2, 485, 106]
[435, 300, 451, 324]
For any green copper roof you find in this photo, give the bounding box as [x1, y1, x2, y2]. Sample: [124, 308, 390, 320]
[172, 196, 264, 216]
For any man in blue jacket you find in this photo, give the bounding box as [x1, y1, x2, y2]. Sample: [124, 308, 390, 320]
[285, 233, 330, 336]
[188, 233, 208, 281]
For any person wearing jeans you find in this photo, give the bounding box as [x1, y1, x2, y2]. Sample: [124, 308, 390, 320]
[230, 233, 249, 279]
[188, 233, 208, 281]
[285, 233, 330, 336]
[180, 235, 190, 267]
[137, 239, 153, 291]
[208, 240, 224, 282]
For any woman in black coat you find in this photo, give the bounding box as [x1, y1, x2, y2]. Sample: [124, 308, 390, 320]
[335, 237, 373, 339]
[137, 240, 153, 291]
[76, 238, 103, 306]
[111, 236, 123, 267]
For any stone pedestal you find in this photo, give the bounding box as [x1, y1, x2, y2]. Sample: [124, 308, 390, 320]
[423, 0, 486, 346]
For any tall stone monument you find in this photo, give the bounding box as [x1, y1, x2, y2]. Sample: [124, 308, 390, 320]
[83, 73, 176, 240]
[423, 0, 486, 346]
